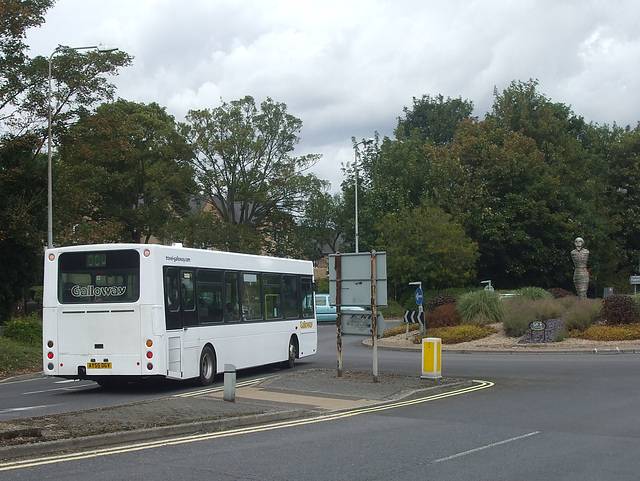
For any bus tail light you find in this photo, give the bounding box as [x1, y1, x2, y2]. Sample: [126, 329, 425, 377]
[146, 351, 153, 359]
[147, 363, 153, 371]
[47, 340, 54, 348]
[146, 339, 153, 347]
[47, 351, 54, 359]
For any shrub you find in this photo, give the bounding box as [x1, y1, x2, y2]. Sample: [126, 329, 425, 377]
[424, 304, 459, 328]
[502, 299, 537, 337]
[1, 315, 42, 347]
[417, 324, 498, 344]
[379, 299, 407, 319]
[425, 294, 459, 313]
[382, 323, 420, 338]
[502, 297, 570, 338]
[456, 290, 505, 325]
[571, 323, 640, 341]
[601, 295, 640, 325]
[563, 299, 602, 332]
[633, 294, 640, 313]
[556, 295, 579, 311]
[316, 277, 329, 293]
[516, 287, 552, 300]
[547, 288, 575, 299]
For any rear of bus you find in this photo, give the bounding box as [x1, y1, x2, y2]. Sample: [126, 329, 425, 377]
[43, 245, 157, 385]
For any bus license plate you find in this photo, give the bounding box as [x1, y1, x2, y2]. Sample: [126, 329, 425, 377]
[87, 362, 112, 369]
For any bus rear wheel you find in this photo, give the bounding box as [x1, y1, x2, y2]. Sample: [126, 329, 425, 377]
[199, 346, 216, 386]
[283, 336, 297, 369]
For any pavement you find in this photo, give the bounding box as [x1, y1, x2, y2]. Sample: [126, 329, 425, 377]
[2, 333, 640, 463]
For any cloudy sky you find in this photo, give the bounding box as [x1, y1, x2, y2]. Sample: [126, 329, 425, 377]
[25, 0, 640, 191]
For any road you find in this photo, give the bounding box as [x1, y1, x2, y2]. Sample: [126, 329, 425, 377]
[2, 324, 640, 479]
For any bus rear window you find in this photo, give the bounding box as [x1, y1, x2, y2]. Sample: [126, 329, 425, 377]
[58, 250, 140, 303]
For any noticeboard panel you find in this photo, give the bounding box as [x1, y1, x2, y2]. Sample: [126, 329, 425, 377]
[328, 252, 387, 306]
[341, 311, 386, 337]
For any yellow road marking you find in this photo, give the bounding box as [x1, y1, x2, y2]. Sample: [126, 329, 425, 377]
[0, 379, 493, 472]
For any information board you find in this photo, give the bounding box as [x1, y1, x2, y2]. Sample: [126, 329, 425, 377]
[328, 251, 387, 306]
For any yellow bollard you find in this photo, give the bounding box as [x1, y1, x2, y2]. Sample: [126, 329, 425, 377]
[421, 337, 442, 379]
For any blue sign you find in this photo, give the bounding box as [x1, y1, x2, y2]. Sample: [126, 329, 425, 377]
[415, 287, 423, 306]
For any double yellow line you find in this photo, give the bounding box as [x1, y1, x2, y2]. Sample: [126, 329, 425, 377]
[172, 377, 269, 398]
[0, 379, 493, 472]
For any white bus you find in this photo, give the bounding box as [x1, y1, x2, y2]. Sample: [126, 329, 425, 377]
[43, 243, 317, 387]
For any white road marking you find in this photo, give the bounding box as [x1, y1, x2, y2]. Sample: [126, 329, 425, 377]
[0, 404, 64, 415]
[431, 431, 541, 464]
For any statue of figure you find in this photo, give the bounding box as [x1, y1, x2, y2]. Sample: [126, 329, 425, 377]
[571, 237, 589, 300]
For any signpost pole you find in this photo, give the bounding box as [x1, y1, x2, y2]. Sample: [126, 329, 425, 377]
[409, 281, 423, 335]
[336, 254, 343, 377]
[371, 250, 379, 383]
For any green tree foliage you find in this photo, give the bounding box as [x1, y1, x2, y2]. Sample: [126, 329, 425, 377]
[0, 134, 45, 322]
[434, 119, 578, 288]
[0, 1, 131, 322]
[348, 95, 474, 252]
[0, 0, 53, 132]
[374, 202, 479, 290]
[601, 123, 640, 283]
[183, 96, 326, 254]
[486, 80, 639, 290]
[0, 0, 53, 323]
[351, 79, 640, 293]
[57, 100, 197, 244]
[298, 190, 344, 259]
[395, 94, 475, 145]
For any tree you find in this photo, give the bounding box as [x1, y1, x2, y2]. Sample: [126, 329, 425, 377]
[395, 94, 475, 145]
[375, 202, 478, 291]
[298, 190, 345, 259]
[0, 134, 45, 322]
[595, 122, 640, 289]
[486, 80, 633, 290]
[345, 95, 475, 253]
[183, 96, 325, 254]
[1, 0, 53, 134]
[57, 100, 197, 244]
[0, 1, 131, 321]
[420, 115, 582, 288]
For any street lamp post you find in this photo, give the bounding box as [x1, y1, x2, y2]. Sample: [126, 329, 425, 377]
[47, 45, 118, 248]
[353, 139, 373, 253]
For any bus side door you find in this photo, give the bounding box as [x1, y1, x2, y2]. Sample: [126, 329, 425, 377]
[163, 267, 198, 379]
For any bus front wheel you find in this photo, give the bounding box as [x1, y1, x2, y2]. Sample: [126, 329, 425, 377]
[199, 346, 216, 386]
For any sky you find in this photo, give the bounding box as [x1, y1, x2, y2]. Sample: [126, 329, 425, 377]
[25, 0, 640, 192]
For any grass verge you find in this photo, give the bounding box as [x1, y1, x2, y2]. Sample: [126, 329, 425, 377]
[0, 337, 41, 379]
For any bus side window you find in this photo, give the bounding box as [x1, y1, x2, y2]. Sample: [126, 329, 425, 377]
[181, 271, 195, 311]
[197, 269, 224, 324]
[263, 274, 281, 319]
[224, 271, 240, 322]
[301, 277, 314, 318]
[283, 275, 299, 318]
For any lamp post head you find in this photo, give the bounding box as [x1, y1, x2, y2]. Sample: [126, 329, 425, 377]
[96, 45, 119, 53]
